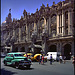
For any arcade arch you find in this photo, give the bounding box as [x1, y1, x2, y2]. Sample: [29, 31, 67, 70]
[48, 45, 57, 52]
[64, 44, 71, 60]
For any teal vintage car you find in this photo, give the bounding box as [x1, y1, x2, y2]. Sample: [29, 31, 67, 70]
[3, 52, 31, 68]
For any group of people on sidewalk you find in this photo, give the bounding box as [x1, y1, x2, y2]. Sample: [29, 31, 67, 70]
[38, 54, 67, 65]
[50, 54, 66, 65]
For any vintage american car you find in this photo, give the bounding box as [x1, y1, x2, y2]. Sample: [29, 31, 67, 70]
[3, 53, 32, 68]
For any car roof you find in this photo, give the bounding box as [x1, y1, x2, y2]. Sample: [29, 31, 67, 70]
[7, 52, 22, 55]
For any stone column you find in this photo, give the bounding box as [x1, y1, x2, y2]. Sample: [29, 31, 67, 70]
[71, 41, 74, 55]
[57, 14, 59, 35]
[59, 42, 62, 53]
[8, 29, 11, 39]
[57, 43, 59, 52]
[15, 28, 17, 42]
[26, 24, 28, 41]
[47, 19, 49, 35]
[60, 15, 62, 33]
[71, 10, 73, 35]
[13, 28, 15, 38]
[38, 20, 40, 38]
[44, 17, 46, 25]
[36, 22, 38, 35]
[68, 9, 72, 35]
[28, 23, 30, 40]
[25, 45, 28, 53]
[62, 10, 65, 36]
[49, 16, 51, 36]
[10, 45, 12, 52]
[19, 27, 21, 42]
[42, 36, 46, 55]
[18, 46, 20, 52]
[31, 42, 34, 54]
[5, 48, 7, 54]
[34, 22, 36, 30]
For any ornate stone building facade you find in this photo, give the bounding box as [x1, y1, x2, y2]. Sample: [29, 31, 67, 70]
[1, 0, 74, 59]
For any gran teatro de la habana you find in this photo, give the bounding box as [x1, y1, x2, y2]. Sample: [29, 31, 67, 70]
[1, 0, 74, 59]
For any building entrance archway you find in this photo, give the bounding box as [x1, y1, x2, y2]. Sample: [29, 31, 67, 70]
[48, 45, 57, 52]
[64, 44, 71, 60]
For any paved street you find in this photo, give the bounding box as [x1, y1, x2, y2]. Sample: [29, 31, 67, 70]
[1, 58, 74, 75]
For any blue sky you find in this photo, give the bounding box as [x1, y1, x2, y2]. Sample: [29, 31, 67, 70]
[1, 0, 65, 24]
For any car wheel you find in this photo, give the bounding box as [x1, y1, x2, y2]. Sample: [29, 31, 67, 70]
[4, 60, 7, 66]
[15, 62, 19, 69]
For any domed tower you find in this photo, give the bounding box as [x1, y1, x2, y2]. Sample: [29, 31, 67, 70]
[6, 9, 12, 24]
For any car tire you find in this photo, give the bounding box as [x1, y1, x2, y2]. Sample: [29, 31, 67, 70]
[4, 60, 7, 66]
[19, 65, 24, 69]
[15, 62, 19, 69]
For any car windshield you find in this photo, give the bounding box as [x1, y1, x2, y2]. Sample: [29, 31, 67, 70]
[14, 54, 23, 57]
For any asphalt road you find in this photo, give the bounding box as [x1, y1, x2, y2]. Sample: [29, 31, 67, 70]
[1, 58, 74, 75]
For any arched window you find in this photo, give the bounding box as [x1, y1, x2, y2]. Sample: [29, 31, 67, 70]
[50, 14, 57, 37]
[51, 14, 56, 24]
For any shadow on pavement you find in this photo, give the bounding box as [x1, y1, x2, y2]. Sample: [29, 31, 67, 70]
[19, 67, 34, 70]
[1, 68, 17, 75]
[6, 65, 34, 70]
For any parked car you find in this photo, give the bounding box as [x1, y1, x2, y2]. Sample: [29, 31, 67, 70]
[3, 52, 32, 68]
[44, 52, 61, 61]
[24, 53, 33, 58]
[31, 54, 47, 62]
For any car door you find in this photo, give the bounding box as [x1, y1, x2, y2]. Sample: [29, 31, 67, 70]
[6, 54, 13, 62]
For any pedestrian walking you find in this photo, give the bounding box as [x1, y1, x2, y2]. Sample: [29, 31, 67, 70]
[42, 55, 44, 64]
[56, 54, 60, 62]
[39, 55, 42, 64]
[63, 56, 66, 64]
[26, 53, 28, 58]
[59, 54, 63, 63]
[50, 54, 53, 65]
[72, 56, 75, 68]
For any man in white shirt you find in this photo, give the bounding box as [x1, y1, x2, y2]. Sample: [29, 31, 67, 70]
[59, 55, 63, 63]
